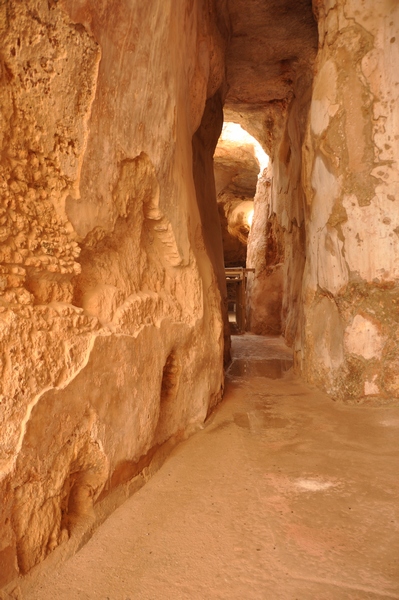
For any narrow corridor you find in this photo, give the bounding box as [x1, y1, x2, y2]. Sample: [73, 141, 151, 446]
[26, 336, 399, 600]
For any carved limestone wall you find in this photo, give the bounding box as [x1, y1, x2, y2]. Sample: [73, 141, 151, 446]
[246, 170, 286, 335]
[242, 0, 399, 404]
[247, 58, 315, 344]
[0, 0, 228, 586]
[299, 0, 399, 401]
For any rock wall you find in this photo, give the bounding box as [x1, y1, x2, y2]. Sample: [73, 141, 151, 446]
[242, 0, 399, 404]
[246, 171, 285, 335]
[0, 0, 228, 586]
[299, 0, 399, 401]
[273, 72, 315, 347]
[246, 64, 315, 341]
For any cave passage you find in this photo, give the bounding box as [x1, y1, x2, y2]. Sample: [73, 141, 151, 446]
[1, 0, 399, 593]
[214, 122, 269, 334]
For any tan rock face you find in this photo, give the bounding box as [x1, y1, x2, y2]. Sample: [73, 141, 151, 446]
[226, 0, 399, 404]
[224, 0, 317, 153]
[300, 0, 399, 401]
[0, 0, 228, 585]
[246, 172, 285, 335]
[217, 195, 254, 267]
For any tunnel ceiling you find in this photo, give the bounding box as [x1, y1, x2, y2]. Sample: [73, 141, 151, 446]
[221, 0, 318, 152]
[213, 0, 317, 267]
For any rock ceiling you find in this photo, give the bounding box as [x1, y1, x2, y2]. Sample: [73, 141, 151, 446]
[221, 0, 318, 152]
[214, 0, 317, 265]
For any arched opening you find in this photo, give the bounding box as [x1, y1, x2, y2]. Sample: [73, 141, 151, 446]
[215, 122, 268, 268]
[214, 122, 270, 333]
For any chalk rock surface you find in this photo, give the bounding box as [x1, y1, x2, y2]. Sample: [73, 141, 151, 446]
[300, 0, 399, 400]
[0, 0, 228, 585]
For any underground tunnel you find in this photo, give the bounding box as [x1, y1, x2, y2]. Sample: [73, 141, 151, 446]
[0, 0, 399, 596]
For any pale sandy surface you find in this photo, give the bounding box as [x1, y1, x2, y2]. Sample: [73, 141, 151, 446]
[25, 335, 399, 599]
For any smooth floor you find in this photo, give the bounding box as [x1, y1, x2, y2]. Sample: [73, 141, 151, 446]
[24, 335, 399, 599]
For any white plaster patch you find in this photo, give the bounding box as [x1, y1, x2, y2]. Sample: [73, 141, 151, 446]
[317, 225, 349, 295]
[310, 60, 338, 136]
[360, 6, 399, 195]
[307, 156, 341, 291]
[281, 208, 290, 230]
[295, 479, 335, 492]
[344, 314, 384, 360]
[306, 296, 345, 390]
[364, 377, 380, 396]
[342, 194, 399, 281]
[311, 156, 339, 229]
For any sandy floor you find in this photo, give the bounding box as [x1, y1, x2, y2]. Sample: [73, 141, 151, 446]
[25, 335, 399, 599]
